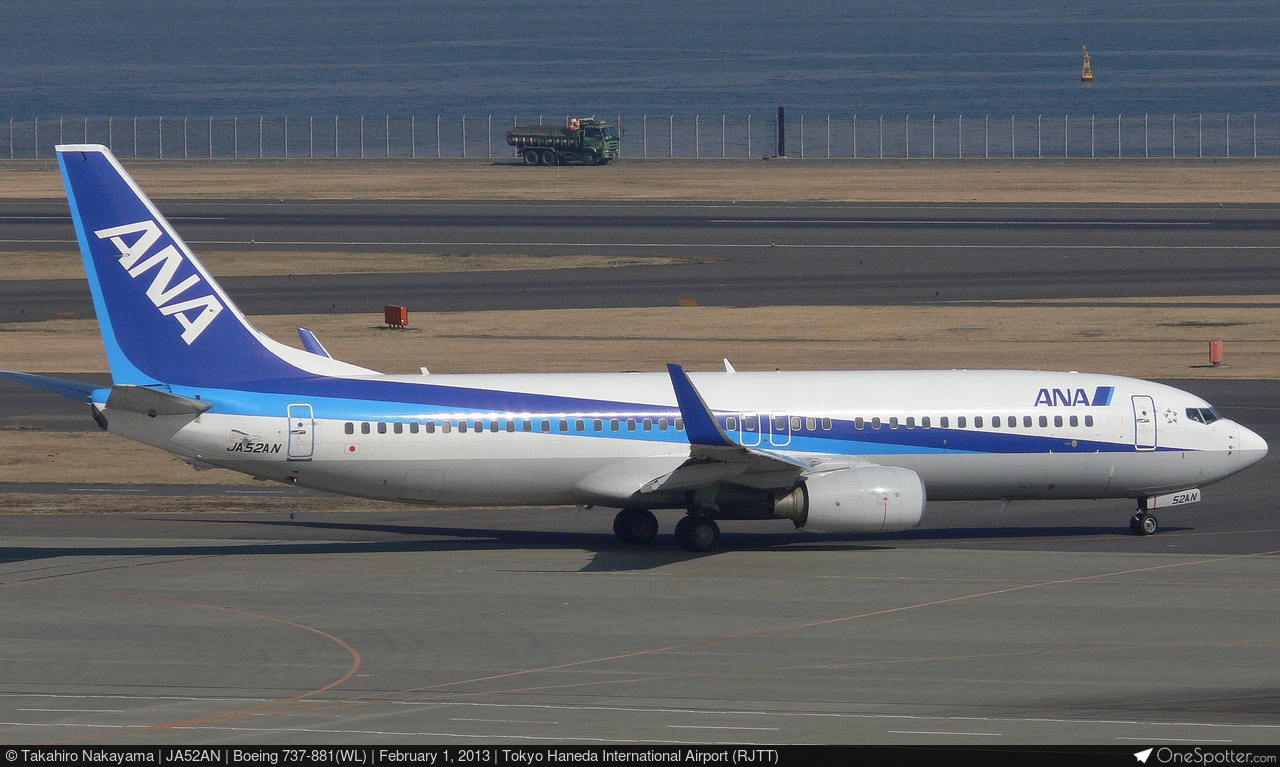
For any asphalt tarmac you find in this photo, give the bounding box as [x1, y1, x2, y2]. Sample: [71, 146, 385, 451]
[2, 201, 1278, 745]
[3, 200, 1280, 320]
[0, 379, 1277, 744]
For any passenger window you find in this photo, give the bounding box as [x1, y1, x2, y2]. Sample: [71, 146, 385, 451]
[806, 417, 816, 431]
[1084, 415, 1094, 427]
[855, 417, 865, 430]
[991, 416, 1000, 428]
[889, 417, 899, 429]
[1053, 416, 1062, 427]
[394, 422, 403, 434]
[522, 420, 532, 432]
[426, 421, 436, 433]
[1069, 415, 1078, 427]
[974, 416, 983, 428]
[922, 416, 931, 429]
[559, 419, 569, 432]
[790, 416, 802, 431]
[594, 419, 603, 431]
[744, 416, 758, 432]
[475, 420, 484, 432]
[610, 418, 620, 431]
[774, 416, 787, 431]
[643, 418, 653, 431]
[361, 422, 370, 434]
[441, 421, 451, 433]
[1024, 416, 1033, 428]
[659, 417, 669, 430]
[726, 416, 737, 431]
[410, 422, 420, 434]
[344, 422, 354, 435]
[905, 417, 915, 429]
[627, 418, 637, 431]
[957, 416, 965, 428]
[378, 422, 387, 434]
[872, 417, 881, 430]
[506, 420, 515, 433]
[576, 419, 585, 432]
[675, 418, 684, 431]
[541, 419, 550, 432]
[821, 417, 832, 430]
[940, 416, 949, 428]
[457, 421, 467, 433]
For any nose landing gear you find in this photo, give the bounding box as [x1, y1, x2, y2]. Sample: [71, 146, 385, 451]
[1130, 511, 1158, 536]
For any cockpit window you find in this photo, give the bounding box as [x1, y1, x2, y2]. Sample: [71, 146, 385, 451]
[1187, 407, 1223, 424]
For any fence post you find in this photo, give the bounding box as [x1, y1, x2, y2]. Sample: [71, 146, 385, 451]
[1172, 114, 1176, 157]
[1254, 113, 1257, 157]
[1199, 113, 1202, 157]
[488, 115, 492, 157]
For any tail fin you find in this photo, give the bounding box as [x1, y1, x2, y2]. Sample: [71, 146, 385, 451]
[57, 144, 370, 387]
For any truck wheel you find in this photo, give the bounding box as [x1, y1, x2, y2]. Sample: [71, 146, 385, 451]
[583, 152, 599, 166]
[522, 149, 539, 166]
[539, 150, 555, 166]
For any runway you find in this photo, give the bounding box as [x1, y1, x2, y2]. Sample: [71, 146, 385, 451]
[2, 200, 1278, 744]
[3, 200, 1280, 320]
[1, 379, 1278, 743]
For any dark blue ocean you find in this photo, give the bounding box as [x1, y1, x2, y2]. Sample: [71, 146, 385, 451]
[2, 0, 1277, 118]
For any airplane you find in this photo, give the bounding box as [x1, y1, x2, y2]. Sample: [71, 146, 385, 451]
[0, 144, 1268, 551]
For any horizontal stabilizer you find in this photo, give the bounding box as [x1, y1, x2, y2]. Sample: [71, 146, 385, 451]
[0, 370, 101, 403]
[106, 385, 213, 416]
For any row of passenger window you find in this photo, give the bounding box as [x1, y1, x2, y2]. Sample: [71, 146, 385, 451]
[848, 414, 1094, 431]
[344, 416, 687, 436]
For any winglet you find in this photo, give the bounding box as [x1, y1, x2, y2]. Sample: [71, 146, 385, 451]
[666, 363, 737, 448]
[297, 327, 332, 358]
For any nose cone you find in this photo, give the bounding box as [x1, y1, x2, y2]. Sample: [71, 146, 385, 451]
[1238, 425, 1269, 469]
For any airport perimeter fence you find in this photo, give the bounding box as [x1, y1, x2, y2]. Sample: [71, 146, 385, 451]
[6, 113, 1279, 161]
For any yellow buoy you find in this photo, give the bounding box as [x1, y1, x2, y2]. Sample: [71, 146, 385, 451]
[1081, 45, 1094, 82]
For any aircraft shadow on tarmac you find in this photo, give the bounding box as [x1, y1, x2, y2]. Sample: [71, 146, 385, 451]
[0, 517, 1160, 571]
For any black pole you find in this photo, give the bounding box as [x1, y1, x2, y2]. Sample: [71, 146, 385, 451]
[777, 106, 786, 156]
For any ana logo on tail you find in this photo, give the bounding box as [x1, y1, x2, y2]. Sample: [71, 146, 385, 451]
[95, 220, 224, 344]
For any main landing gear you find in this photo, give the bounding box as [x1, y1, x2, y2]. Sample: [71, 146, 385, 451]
[611, 508, 722, 552]
[1130, 510, 1159, 536]
[613, 508, 659, 545]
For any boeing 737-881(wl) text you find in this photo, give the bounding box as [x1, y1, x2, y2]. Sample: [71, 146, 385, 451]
[0, 145, 1267, 550]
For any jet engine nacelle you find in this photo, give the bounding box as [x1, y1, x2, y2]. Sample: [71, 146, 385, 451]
[773, 466, 926, 533]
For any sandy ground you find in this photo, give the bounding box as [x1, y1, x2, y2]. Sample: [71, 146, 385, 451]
[2, 158, 1279, 203]
[1, 296, 1275, 491]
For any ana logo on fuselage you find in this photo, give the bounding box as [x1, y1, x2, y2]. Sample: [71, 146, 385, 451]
[94, 220, 224, 345]
[1034, 386, 1115, 407]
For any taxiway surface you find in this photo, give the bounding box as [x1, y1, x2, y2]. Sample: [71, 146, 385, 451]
[3, 200, 1280, 320]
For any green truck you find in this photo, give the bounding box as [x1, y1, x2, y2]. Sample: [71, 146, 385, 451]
[507, 118, 620, 165]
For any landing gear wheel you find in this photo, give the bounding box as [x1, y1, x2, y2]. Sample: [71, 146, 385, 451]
[583, 152, 599, 166]
[1130, 512, 1158, 536]
[613, 508, 659, 545]
[675, 516, 720, 552]
[539, 150, 556, 166]
[523, 149, 540, 165]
